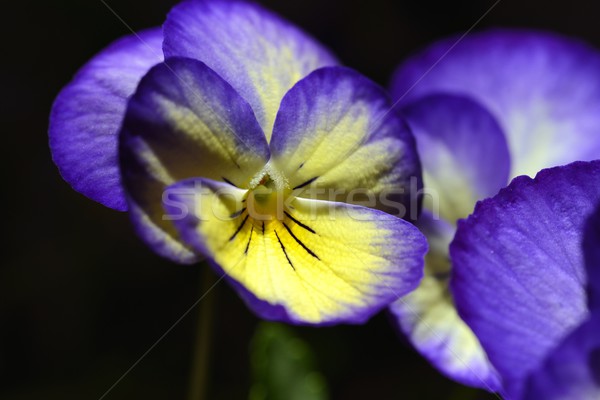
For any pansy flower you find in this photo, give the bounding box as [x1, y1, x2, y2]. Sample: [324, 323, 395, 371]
[523, 204, 600, 400]
[387, 29, 600, 390]
[49, 0, 427, 325]
[451, 160, 600, 399]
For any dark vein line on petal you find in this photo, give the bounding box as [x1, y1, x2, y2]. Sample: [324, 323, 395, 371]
[229, 207, 246, 219]
[229, 214, 249, 241]
[274, 230, 295, 271]
[293, 176, 318, 190]
[222, 177, 238, 187]
[284, 211, 316, 234]
[245, 226, 254, 255]
[283, 223, 319, 260]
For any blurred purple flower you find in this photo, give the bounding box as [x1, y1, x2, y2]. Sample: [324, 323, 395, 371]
[388, 29, 600, 391]
[451, 161, 600, 399]
[523, 205, 600, 399]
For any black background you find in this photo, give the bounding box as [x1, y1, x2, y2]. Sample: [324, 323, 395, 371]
[3, 0, 599, 399]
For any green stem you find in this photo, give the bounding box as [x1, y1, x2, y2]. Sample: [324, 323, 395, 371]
[187, 266, 218, 400]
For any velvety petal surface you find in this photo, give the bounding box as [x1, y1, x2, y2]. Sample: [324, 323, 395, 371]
[524, 313, 600, 400]
[163, 0, 338, 139]
[270, 67, 421, 219]
[120, 58, 270, 264]
[165, 178, 427, 325]
[389, 212, 501, 391]
[585, 205, 600, 311]
[50, 28, 164, 211]
[392, 29, 600, 178]
[400, 94, 509, 222]
[389, 92, 508, 391]
[450, 161, 600, 398]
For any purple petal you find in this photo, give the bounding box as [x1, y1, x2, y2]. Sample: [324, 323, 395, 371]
[450, 160, 600, 398]
[164, 177, 427, 325]
[392, 29, 600, 178]
[389, 212, 501, 391]
[49, 28, 163, 211]
[270, 66, 422, 219]
[400, 94, 510, 222]
[163, 0, 338, 139]
[585, 205, 600, 311]
[524, 313, 600, 400]
[120, 58, 270, 264]
[391, 94, 508, 390]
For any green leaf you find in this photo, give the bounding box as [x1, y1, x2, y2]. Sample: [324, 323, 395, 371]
[249, 322, 329, 400]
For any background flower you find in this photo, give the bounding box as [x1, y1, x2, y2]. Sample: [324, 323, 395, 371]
[389, 29, 600, 392]
[450, 161, 600, 399]
[523, 205, 600, 399]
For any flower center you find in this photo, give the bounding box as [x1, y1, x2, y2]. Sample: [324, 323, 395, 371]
[247, 163, 291, 220]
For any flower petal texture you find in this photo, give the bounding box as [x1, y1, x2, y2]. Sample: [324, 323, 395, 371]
[389, 212, 501, 391]
[585, 205, 600, 311]
[400, 93, 510, 222]
[163, 0, 338, 139]
[523, 313, 600, 400]
[50, 28, 164, 211]
[389, 93, 508, 390]
[450, 160, 600, 398]
[392, 29, 600, 178]
[119, 58, 270, 264]
[270, 67, 421, 218]
[165, 178, 427, 325]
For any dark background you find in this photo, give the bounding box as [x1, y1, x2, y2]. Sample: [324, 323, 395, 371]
[3, 0, 600, 399]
